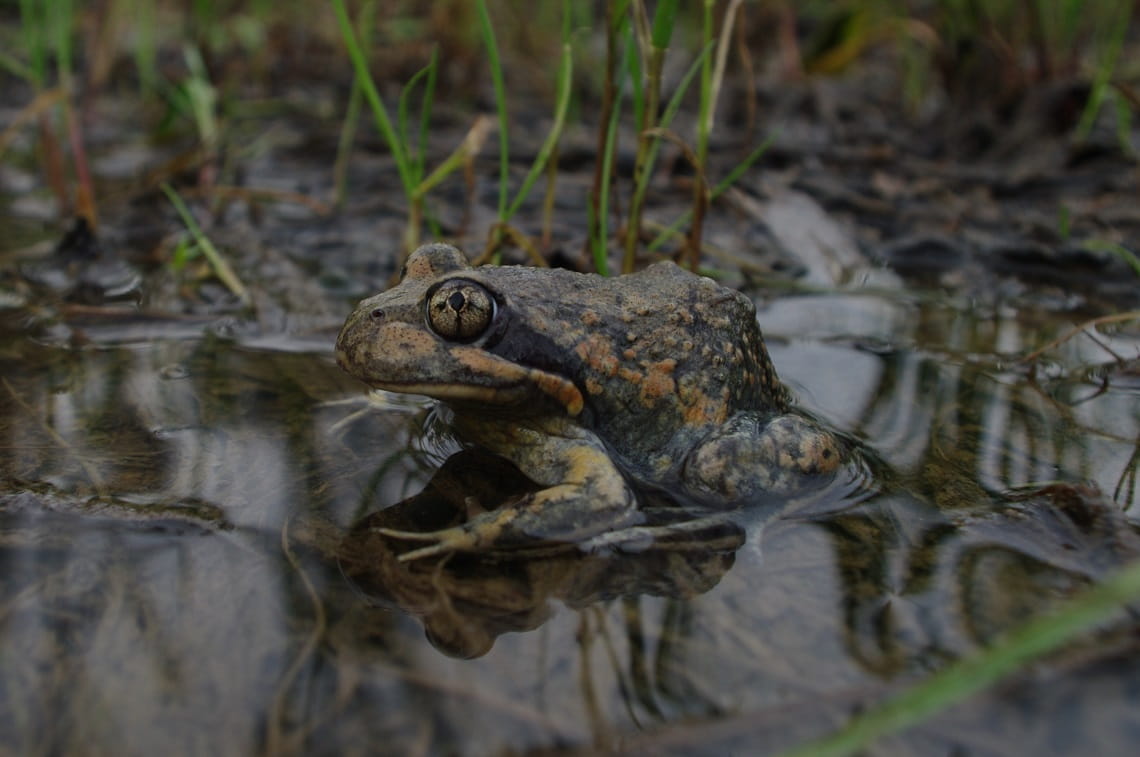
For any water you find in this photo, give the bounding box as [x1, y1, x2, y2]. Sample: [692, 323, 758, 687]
[1, 279, 1136, 755]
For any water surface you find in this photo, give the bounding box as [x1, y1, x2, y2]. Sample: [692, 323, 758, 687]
[2, 276, 1136, 755]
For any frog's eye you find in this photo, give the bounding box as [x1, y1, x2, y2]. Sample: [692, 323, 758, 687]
[425, 279, 496, 342]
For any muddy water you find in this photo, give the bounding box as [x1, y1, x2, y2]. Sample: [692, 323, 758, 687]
[1, 276, 1137, 755]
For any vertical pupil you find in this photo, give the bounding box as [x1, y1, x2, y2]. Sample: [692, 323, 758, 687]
[447, 291, 466, 311]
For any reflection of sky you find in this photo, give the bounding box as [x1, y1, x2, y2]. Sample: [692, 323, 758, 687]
[768, 340, 882, 429]
[753, 291, 1140, 510]
[758, 293, 901, 424]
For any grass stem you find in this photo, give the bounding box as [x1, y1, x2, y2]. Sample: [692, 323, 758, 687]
[622, 0, 676, 273]
[476, 0, 510, 224]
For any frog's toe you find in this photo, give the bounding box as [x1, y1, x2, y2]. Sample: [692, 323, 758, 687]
[393, 539, 459, 562]
[373, 526, 442, 543]
[374, 524, 490, 561]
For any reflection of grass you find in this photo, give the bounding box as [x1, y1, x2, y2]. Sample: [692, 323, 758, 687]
[779, 556, 1140, 757]
[1117, 439, 1139, 509]
[1019, 310, 1140, 364]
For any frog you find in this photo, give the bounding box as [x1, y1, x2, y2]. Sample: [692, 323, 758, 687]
[335, 243, 848, 560]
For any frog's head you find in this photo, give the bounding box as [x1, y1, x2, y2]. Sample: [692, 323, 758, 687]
[335, 243, 584, 416]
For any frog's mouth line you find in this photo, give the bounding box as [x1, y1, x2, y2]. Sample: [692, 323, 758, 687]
[366, 380, 526, 406]
[367, 370, 585, 417]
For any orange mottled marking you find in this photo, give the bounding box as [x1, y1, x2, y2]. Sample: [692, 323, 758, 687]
[618, 367, 643, 385]
[454, 349, 515, 376]
[452, 348, 583, 415]
[528, 368, 584, 416]
[639, 358, 677, 405]
[575, 334, 620, 377]
[678, 382, 729, 427]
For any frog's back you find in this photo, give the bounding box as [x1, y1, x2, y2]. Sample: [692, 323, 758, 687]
[470, 262, 788, 467]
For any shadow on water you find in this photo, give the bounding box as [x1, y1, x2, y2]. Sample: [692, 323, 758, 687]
[1, 277, 1138, 755]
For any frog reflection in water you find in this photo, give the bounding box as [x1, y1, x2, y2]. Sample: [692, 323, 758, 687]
[335, 243, 849, 560]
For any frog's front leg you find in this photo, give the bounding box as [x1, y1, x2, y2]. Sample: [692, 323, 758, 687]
[377, 421, 639, 561]
[681, 411, 847, 504]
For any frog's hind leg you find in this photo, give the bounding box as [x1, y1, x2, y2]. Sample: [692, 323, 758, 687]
[681, 411, 846, 504]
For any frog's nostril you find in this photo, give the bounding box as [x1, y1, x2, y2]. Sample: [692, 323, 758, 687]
[370, 308, 385, 320]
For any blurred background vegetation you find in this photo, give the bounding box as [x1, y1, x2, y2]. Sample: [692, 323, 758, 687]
[3, 0, 1131, 123]
[0, 0, 1136, 270]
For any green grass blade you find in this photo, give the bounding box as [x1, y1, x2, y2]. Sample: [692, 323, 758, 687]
[19, 0, 48, 87]
[50, 0, 74, 88]
[332, 0, 377, 206]
[659, 43, 712, 132]
[161, 183, 249, 305]
[593, 28, 636, 276]
[181, 45, 218, 148]
[331, 0, 413, 197]
[1083, 239, 1140, 277]
[398, 54, 437, 186]
[505, 40, 573, 221]
[711, 135, 775, 197]
[778, 557, 1140, 757]
[476, 0, 509, 220]
[650, 0, 678, 49]
[681, 0, 717, 269]
[0, 49, 35, 81]
[647, 134, 773, 251]
[695, 0, 715, 160]
[416, 45, 439, 181]
[626, 42, 712, 258]
[1075, 0, 1131, 140]
[412, 116, 491, 200]
[132, 0, 158, 94]
[626, 22, 645, 141]
[332, 72, 364, 208]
